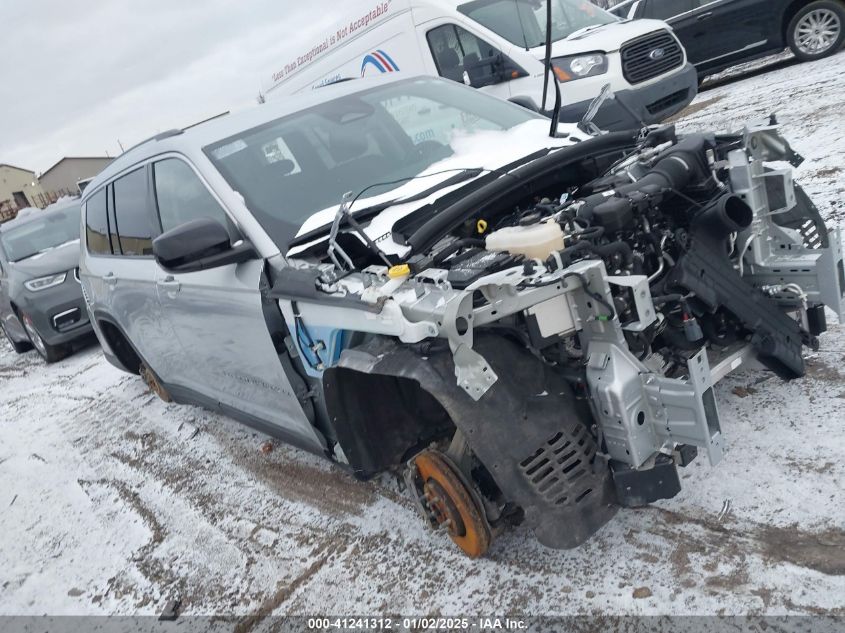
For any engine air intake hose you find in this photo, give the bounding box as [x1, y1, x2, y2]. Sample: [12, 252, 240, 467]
[692, 194, 754, 240]
[578, 135, 709, 223]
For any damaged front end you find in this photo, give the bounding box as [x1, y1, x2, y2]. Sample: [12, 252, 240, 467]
[271, 121, 845, 557]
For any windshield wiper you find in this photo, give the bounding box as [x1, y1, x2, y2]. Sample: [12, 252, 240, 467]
[287, 168, 485, 249]
[327, 192, 392, 270]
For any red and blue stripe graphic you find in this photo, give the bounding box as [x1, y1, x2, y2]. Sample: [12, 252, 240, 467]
[361, 50, 400, 76]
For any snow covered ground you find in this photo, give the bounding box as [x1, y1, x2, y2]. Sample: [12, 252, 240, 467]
[1, 51, 844, 622]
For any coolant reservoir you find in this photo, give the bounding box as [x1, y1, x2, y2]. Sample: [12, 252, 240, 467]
[485, 221, 565, 260]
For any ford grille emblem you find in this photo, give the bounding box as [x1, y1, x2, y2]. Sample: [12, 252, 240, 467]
[649, 47, 667, 60]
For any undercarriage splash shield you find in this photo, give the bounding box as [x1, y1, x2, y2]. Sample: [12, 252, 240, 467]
[333, 335, 618, 549]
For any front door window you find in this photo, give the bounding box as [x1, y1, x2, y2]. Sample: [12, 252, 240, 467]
[427, 24, 505, 87]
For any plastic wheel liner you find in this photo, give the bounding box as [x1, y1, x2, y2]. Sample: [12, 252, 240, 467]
[324, 334, 618, 549]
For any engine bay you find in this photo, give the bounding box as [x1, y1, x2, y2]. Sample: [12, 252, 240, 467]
[273, 120, 845, 552]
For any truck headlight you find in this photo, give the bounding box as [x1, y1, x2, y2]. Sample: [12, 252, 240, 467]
[24, 272, 67, 292]
[552, 53, 608, 82]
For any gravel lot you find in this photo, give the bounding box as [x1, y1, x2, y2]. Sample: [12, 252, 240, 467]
[1, 51, 844, 622]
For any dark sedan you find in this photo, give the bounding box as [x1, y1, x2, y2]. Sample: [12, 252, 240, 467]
[0, 203, 92, 362]
[610, 0, 845, 77]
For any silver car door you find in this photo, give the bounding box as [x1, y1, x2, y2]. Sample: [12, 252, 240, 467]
[95, 169, 178, 377]
[84, 166, 172, 379]
[150, 157, 323, 450]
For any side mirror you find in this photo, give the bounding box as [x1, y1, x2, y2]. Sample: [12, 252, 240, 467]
[464, 53, 513, 88]
[153, 218, 257, 273]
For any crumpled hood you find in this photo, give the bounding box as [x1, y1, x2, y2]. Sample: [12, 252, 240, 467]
[9, 240, 80, 279]
[531, 19, 671, 57]
[288, 119, 586, 258]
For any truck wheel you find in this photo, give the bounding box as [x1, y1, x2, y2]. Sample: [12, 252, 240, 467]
[1, 321, 32, 354]
[787, 1, 845, 62]
[20, 312, 67, 363]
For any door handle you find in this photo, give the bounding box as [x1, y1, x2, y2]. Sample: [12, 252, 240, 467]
[697, 11, 713, 20]
[104, 272, 117, 286]
[157, 276, 181, 293]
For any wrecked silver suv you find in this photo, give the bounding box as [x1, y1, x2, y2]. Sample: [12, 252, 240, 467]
[79, 76, 845, 557]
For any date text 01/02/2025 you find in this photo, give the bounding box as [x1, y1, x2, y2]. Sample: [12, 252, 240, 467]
[306, 616, 528, 630]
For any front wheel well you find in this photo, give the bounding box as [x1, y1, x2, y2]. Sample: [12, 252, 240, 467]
[97, 319, 142, 375]
[323, 368, 456, 478]
[8, 302, 30, 337]
[782, 0, 808, 42]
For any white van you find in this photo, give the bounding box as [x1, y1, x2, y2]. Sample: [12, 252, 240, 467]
[266, 0, 698, 129]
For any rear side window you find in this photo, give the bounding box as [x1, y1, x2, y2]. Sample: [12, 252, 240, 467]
[85, 188, 111, 255]
[112, 168, 154, 256]
[152, 159, 230, 233]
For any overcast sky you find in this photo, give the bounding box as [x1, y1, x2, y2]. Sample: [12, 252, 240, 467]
[0, 0, 362, 174]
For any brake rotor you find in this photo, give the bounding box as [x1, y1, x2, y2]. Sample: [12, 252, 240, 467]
[413, 450, 491, 558]
[140, 363, 172, 403]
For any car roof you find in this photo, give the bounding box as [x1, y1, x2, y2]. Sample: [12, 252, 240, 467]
[82, 73, 428, 201]
[0, 202, 81, 233]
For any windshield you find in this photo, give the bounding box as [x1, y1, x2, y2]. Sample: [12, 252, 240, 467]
[458, 0, 617, 48]
[1, 205, 81, 262]
[205, 77, 539, 249]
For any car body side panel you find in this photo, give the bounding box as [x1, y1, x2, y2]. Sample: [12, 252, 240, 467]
[86, 255, 165, 374]
[671, 0, 773, 69]
[154, 257, 325, 452]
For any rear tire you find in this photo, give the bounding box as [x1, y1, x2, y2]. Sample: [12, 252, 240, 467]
[1, 321, 32, 354]
[20, 312, 68, 363]
[787, 1, 845, 62]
